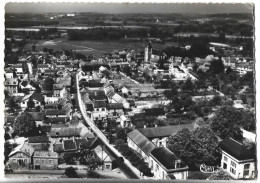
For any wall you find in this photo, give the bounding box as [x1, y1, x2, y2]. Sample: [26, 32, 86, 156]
[221, 151, 255, 179]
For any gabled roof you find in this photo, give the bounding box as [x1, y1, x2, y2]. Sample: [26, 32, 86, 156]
[151, 147, 186, 170]
[94, 101, 106, 108]
[138, 124, 194, 139]
[9, 143, 35, 157]
[28, 112, 45, 121]
[144, 108, 165, 116]
[127, 129, 156, 155]
[219, 138, 255, 160]
[30, 92, 44, 103]
[106, 103, 124, 110]
[45, 110, 67, 116]
[49, 127, 82, 137]
[28, 136, 50, 143]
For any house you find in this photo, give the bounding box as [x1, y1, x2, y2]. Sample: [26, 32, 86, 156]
[20, 92, 44, 109]
[150, 147, 189, 180]
[49, 127, 82, 141]
[127, 129, 156, 164]
[106, 103, 124, 117]
[138, 124, 194, 148]
[219, 138, 256, 179]
[8, 143, 35, 170]
[28, 112, 45, 127]
[33, 151, 58, 170]
[37, 64, 50, 72]
[28, 136, 51, 151]
[93, 101, 107, 120]
[94, 145, 113, 170]
[4, 78, 19, 94]
[53, 84, 66, 97]
[45, 110, 68, 118]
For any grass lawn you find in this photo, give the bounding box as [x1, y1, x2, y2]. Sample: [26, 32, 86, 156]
[24, 37, 174, 56]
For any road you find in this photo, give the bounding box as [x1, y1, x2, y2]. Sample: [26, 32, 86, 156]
[75, 72, 141, 179]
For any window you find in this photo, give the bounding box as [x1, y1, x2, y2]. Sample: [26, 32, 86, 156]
[230, 167, 236, 175]
[106, 165, 110, 169]
[223, 163, 227, 169]
[35, 159, 40, 164]
[102, 108, 105, 111]
[49, 160, 53, 164]
[231, 161, 236, 168]
[224, 156, 228, 162]
[12, 159, 17, 163]
[156, 164, 159, 171]
[244, 164, 250, 177]
[42, 160, 45, 164]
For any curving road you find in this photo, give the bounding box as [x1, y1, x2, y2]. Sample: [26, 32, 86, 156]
[75, 72, 141, 179]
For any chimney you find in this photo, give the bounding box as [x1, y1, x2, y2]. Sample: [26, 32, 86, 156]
[144, 124, 146, 128]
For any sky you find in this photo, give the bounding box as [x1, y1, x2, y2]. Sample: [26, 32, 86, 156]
[5, 2, 254, 14]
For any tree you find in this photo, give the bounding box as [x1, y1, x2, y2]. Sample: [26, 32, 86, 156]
[6, 96, 20, 113]
[181, 78, 194, 93]
[209, 169, 232, 180]
[167, 127, 221, 170]
[209, 59, 224, 75]
[42, 77, 55, 91]
[210, 95, 222, 106]
[27, 98, 35, 109]
[13, 112, 39, 137]
[210, 106, 243, 141]
[64, 167, 78, 178]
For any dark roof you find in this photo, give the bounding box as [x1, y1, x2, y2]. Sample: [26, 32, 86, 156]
[41, 126, 51, 133]
[127, 129, 156, 155]
[94, 101, 106, 108]
[75, 138, 88, 149]
[53, 143, 64, 152]
[219, 138, 255, 160]
[28, 136, 50, 143]
[86, 104, 94, 111]
[52, 124, 69, 128]
[28, 112, 45, 121]
[138, 124, 194, 139]
[151, 147, 183, 170]
[50, 127, 82, 137]
[63, 139, 77, 151]
[106, 103, 124, 110]
[30, 92, 44, 102]
[21, 81, 28, 87]
[44, 117, 68, 124]
[144, 108, 165, 116]
[45, 110, 67, 116]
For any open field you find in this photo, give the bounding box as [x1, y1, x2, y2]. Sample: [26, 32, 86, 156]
[24, 37, 175, 56]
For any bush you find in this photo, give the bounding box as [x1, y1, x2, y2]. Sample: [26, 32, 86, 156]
[188, 171, 211, 180]
[87, 170, 102, 178]
[64, 167, 78, 178]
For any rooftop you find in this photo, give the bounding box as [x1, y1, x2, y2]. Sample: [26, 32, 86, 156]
[127, 129, 156, 155]
[219, 138, 255, 161]
[138, 124, 194, 139]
